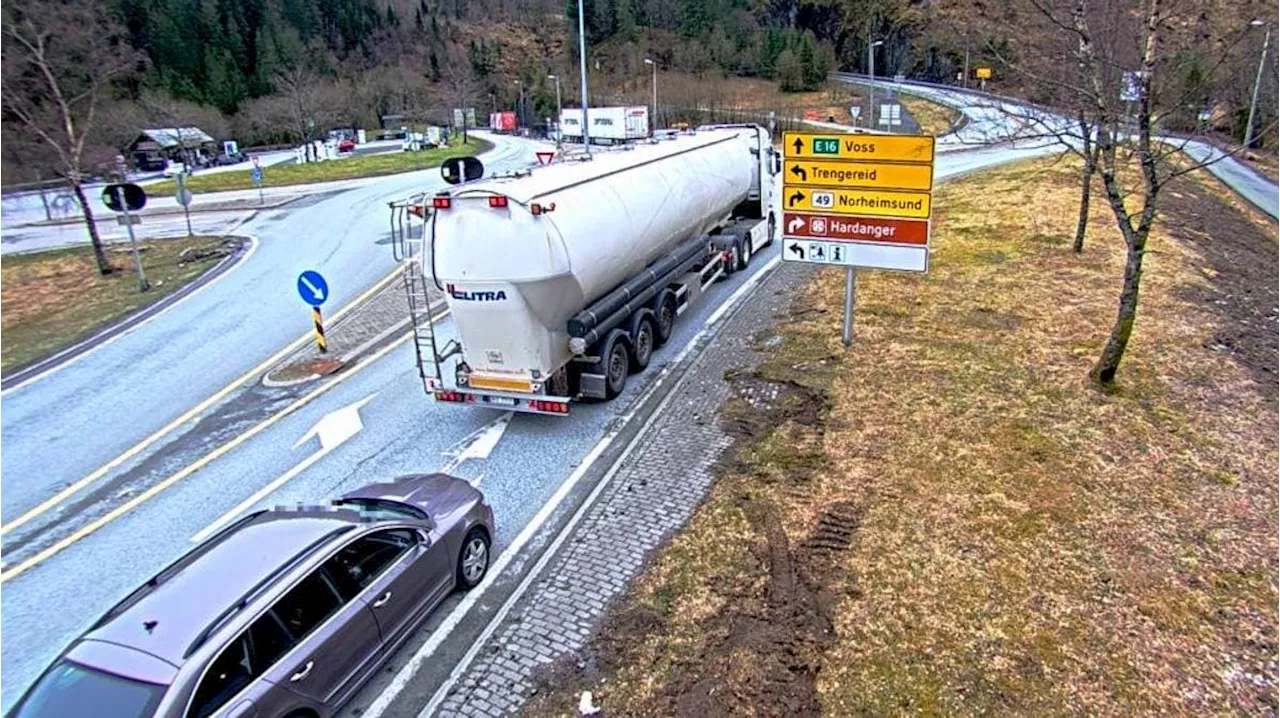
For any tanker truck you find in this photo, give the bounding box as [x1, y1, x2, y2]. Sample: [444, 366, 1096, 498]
[390, 124, 780, 415]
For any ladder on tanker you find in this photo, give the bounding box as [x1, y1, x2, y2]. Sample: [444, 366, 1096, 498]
[389, 197, 456, 392]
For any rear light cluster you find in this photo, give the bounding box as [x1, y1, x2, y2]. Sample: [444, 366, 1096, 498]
[435, 391, 476, 403]
[433, 195, 451, 209]
[529, 400, 570, 414]
[488, 195, 508, 208]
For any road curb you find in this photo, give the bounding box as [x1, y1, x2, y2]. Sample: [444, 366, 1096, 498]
[0, 234, 257, 393]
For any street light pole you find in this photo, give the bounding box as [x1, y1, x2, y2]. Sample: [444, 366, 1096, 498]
[1244, 21, 1271, 149]
[548, 74, 563, 148]
[867, 39, 883, 128]
[577, 0, 591, 155]
[644, 58, 658, 130]
[515, 80, 525, 130]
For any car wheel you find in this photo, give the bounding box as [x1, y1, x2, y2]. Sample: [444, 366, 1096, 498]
[456, 529, 489, 590]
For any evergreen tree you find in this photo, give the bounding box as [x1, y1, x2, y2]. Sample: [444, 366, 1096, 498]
[776, 48, 803, 91]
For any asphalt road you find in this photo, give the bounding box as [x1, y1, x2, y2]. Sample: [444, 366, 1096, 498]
[0, 132, 535, 528]
[0, 142, 405, 232]
[0, 134, 1064, 711]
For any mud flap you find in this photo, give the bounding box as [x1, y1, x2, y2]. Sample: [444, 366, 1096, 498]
[580, 372, 608, 399]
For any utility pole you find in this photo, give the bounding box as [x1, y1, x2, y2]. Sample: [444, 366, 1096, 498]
[515, 80, 525, 129]
[644, 58, 658, 130]
[577, 0, 591, 155]
[1244, 20, 1271, 149]
[548, 74, 563, 148]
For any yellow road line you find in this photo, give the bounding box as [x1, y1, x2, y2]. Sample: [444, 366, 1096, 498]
[1, 306, 447, 584]
[1, 267, 405, 538]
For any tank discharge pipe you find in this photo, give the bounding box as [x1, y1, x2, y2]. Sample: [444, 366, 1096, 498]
[567, 233, 710, 348]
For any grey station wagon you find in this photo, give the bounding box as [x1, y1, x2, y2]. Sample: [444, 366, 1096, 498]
[11, 474, 494, 718]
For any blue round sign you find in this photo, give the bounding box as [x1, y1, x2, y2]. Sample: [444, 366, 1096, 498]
[297, 270, 329, 306]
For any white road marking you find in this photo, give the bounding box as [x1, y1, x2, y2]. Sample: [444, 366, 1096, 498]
[439, 411, 514, 476]
[360, 254, 783, 718]
[189, 394, 376, 543]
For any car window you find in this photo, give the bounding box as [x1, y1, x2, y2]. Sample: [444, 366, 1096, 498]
[187, 615, 294, 718]
[323, 530, 417, 600]
[13, 660, 166, 718]
[272, 570, 343, 641]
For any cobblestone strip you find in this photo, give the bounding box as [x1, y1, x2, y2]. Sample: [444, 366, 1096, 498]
[435, 262, 810, 717]
[265, 265, 443, 382]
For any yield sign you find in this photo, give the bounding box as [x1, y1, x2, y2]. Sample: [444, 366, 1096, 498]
[535, 151, 556, 165]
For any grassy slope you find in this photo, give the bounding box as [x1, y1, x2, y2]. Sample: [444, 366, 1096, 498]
[899, 93, 964, 135]
[1, 236, 234, 372]
[147, 138, 493, 196]
[526, 157, 1279, 716]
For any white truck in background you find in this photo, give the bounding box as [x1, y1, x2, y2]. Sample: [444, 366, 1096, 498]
[559, 106, 650, 145]
[389, 125, 780, 415]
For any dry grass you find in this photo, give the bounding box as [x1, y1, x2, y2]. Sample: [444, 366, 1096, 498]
[526, 155, 1279, 716]
[1245, 149, 1278, 183]
[604, 72, 865, 125]
[899, 94, 964, 136]
[1, 236, 234, 372]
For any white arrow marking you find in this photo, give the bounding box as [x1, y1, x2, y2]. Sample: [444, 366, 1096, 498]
[190, 393, 376, 543]
[439, 411, 513, 478]
[787, 216, 806, 233]
[300, 275, 326, 302]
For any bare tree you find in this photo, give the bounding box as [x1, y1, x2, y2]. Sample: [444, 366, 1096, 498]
[440, 55, 480, 140]
[1, 0, 140, 275]
[978, 0, 1277, 387]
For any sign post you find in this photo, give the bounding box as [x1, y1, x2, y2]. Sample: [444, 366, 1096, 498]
[781, 132, 936, 347]
[103, 183, 150, 292]
[175, 172, 194, 237]
[297, 270, 329, 353]
[975, 66, 992, 91]
[251, 157, 265, 205]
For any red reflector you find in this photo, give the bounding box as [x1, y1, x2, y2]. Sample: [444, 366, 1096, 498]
[433, 196, 451, 209]
[488, 195, 508, 208]
[531, 400, 569, 414]
[530, 203, 542, 215]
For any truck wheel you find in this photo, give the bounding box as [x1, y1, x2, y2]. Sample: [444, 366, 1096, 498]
[652, 292, 676, 346]
[602, 332, 630, 398]
[629, 314, 655, 372]
[766, 213, 776, 246]
[737, 237, 752, 270]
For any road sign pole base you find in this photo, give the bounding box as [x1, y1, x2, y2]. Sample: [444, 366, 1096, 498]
[842, 267, 856, 348]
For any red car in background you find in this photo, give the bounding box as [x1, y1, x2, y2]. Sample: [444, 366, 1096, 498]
[338, 138, 356, 153]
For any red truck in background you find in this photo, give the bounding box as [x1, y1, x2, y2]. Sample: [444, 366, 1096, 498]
[488, 111, 518, 132]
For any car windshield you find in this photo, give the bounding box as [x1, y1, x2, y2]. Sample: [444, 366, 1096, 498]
[14, 660, 167, 718]
[333, 497, 427, 522]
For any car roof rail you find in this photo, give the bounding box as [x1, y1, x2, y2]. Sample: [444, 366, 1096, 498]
[183, 525, 354, 658]
[92, 510, 271, 630]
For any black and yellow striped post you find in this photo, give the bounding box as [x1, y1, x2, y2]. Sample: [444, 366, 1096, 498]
[312, 307, 328, 353]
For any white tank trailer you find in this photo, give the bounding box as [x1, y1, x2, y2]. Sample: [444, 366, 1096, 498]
[415, 125, 779, 415]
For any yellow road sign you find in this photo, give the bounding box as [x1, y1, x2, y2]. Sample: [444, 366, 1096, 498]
[784, 160, 933, 191]
[783, 132, 935, 163]
[783, 186, 931, 219]
[976, 67, 993, 79]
